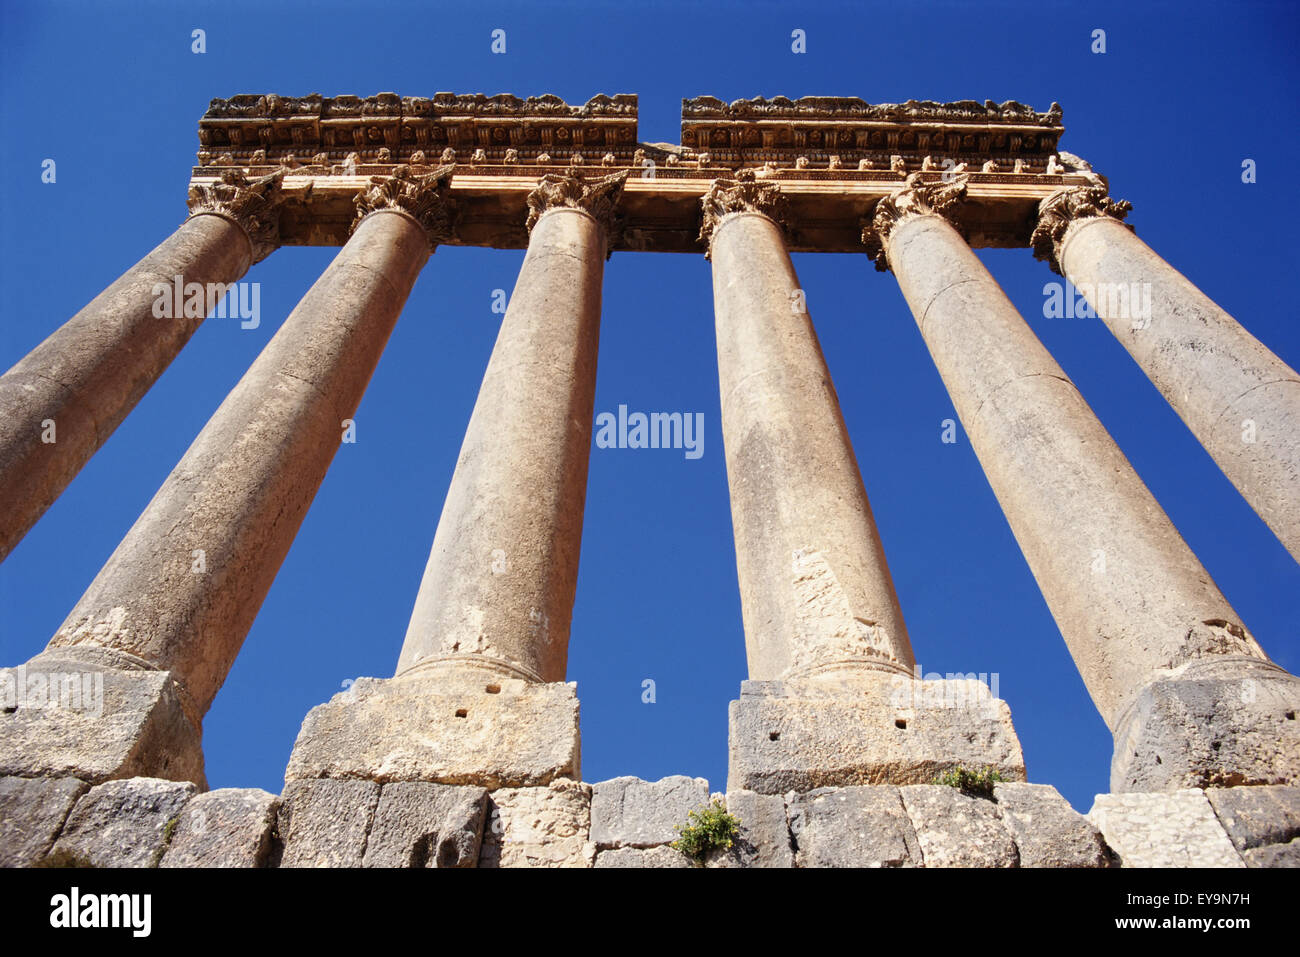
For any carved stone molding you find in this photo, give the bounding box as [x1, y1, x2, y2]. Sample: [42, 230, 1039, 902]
[525, 168, 629, 253]
[698, 169, 790, 253]
[1031, 185, 1134, 275]
[859, 172, 969, 271]
[350, 164, 456, 248]
[185, 167, 288, 263]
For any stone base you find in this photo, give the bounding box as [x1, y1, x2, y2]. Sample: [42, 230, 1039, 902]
[0, 657, 204, 786]
[284, 671, 580, 788]
[727, 673, 1025, 794]
[1111, 657, 1300, 792]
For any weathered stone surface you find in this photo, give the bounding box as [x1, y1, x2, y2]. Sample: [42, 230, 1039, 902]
[0, 213, 255, 563]
[1087, 790, 1245, 867]
[708, 790, 794, 868]
[900, 785, 1018, 868]
[1112, 659, 1300, 792]
[396, 204, 607, 685]
[1056, 213, 1300, 564]
[286, 673, 580, 789]
[277, 779, 379, 868]
[479, 778, 594, 868]
[729, 675, 1024, 793]
[0, 661, 204, 786]
[787, 786, 921, 867]
[1205, 784, 1300, 853]
[159, 788, 278, 868]
[590, 775, 710, 849]
[1243, 839, 1300, 868]
[0, 776, 88, 867]
[362, 782, 487, 868]
[51, 777, 196, 868]
[886, 209, 1267, 789]
[595, 845, 694, 868]
[993, 782, 1113, 867]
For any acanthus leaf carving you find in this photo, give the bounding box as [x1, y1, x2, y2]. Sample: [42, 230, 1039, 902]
[351, 164, 456, 248]
[1031, 185, 1134, 275]
[860, 172, 969, 272]
[525, 167, 629, 256]
[697, 169, 790, 255]
[186, 167, 288, 264]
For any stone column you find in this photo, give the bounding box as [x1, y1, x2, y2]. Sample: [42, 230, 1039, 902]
[704, 172, 1024, 796]
[286, 169, 628, 790]
[865, 173, 1300, 792]
[1034, 185, 1300, 564]
[0, 169, 287, 564]
[0, 166, 451, 786]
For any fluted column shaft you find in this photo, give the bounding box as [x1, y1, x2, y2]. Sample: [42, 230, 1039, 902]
[0, 170, 286, 563]
[396, 170, 625, 684]
[870, 177, 1272, 735]
[704, 177, 913, 682]
[38, 170, 444, 726]
[1037, 191, 1300, 563]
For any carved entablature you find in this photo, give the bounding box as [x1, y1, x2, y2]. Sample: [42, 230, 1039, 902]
[681, 95, 1063, 175]
[197, 92, 639, 169]
[351, 164, 456, 249]
[1031, 185, 1134, 275]
[860, 173, 970, 272]
[185, 167, 288, 263]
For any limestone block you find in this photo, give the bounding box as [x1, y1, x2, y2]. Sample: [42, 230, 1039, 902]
[595, 845, 693, 868]
[0, 661, 204, 786]
[285, 673, 579, 789]
[362, 782, 487, 868]
[728, 676, 1024, 794]
[1243, 839, 1300, 868]
[900, 785, 1018, 867]
[1087, 790, 1245, 867]
[787, 786, 921, 867]
[708, 790, 794, 868]
[478, 778, 594, 868]
[1204, 785, 1300, 853]
[0, 776, 88, 867]
[277, 779, 379, 868]
[992, 782, 1113, 867]
[1112, 660, 1300, 792]
[590, 775, 710, 849]
[159, 788, 278, 868]
[51, 777, 196, 867]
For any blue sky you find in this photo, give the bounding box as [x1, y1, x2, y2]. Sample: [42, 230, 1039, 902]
[1, 0, 1296, 812]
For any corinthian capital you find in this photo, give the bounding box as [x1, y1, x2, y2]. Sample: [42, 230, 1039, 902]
[186, 168, 288, 264]
[1031, 185, 1133, 275]
[860, 173, 969, 272]
[697, 169, 789, 254]
[351, 164, 456, 249]
[525, 168, 629, 254]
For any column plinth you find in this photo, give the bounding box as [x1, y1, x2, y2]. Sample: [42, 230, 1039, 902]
[0, 169, 286, 563]
[286, 169, 626, 789]
[869, 175, 1300, 792]
[705, 173, 1023, 794]
[1035, 186, 1300, 564]
[0, 167, 448, 785]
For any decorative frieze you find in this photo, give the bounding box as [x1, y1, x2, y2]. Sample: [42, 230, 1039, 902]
[1031, 184, 1134, 275]
[860, 172, 969, 271]
[185, 167, 288, 263]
